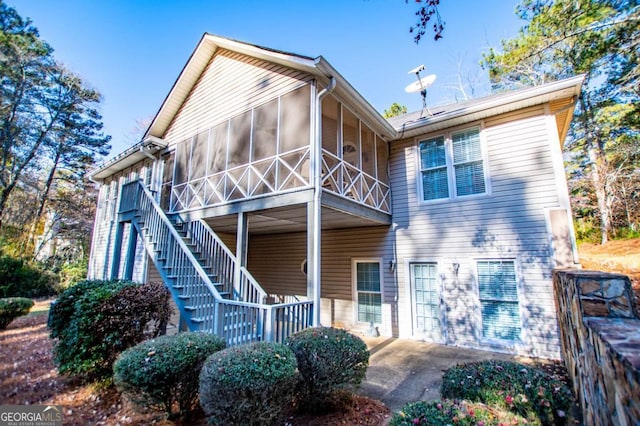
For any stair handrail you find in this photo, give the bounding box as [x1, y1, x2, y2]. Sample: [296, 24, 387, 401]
[130, 180, 224, 301]
[188, 219, 268, 304]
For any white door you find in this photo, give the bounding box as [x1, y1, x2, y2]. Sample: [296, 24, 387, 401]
[410, 263, 444, 342]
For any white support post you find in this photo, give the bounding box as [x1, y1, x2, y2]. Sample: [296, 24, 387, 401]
[234, 211, 249, 298]
[264, 307, 274, 342]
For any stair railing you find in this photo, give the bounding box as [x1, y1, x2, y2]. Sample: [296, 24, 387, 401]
[185, 220, 268, 304]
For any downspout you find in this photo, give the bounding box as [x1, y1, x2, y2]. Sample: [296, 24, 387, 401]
[312, 76, 336, 326]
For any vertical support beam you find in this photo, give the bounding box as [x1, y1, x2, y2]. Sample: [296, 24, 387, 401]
[123, 223, 138, 280]
[234, 211, 249, 298]
[264, 306, 274, 342]
[307, 201, 321, 326]
[110, 221, 125, 280]
[307, 76, 335, 327]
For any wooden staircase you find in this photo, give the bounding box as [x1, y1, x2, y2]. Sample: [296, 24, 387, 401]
[119, 180, 313, 345]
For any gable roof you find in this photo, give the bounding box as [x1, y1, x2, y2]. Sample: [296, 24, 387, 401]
[145, 33, 396, 140]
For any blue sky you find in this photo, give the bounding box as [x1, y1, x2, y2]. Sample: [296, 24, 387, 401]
[7, 1, 524, 155]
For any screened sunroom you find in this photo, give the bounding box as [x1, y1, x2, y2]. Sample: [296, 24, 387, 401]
[161, 88, 391, 229]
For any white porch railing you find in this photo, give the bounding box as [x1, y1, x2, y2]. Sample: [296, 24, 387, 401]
[181, 219, 267, 305]
[170, 146, 311, 212]
[321, 149, 391, 213]
[119, 180, 313, 344]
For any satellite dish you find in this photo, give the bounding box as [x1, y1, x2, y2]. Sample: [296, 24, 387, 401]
[408, 64, 425, 74]
[404, 74, 437, 93]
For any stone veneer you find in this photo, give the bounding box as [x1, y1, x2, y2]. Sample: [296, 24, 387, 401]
[553, 270, 640, 426]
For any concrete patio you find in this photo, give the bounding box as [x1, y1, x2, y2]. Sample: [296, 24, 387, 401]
[358, 336, 535, 411]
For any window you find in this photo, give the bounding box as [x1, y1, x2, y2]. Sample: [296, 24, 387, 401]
[453, 129, 485, 196]
[477, 260, 521, 341]
[420, 136, 448, 200]
[419, 128, 486, 201]
[355, 261, 382, 324]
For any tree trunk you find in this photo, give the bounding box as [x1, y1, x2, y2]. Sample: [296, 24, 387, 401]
[588, 145, 611, 244]
[579, 96, 612, 245]
[30, 152, 60, 260]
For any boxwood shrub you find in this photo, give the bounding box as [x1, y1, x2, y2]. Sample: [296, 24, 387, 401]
[199, 342, 298, 425]
[113, 332, 226, 418]
[51, 280, 171, 381]
[0, 297, 34, 329]
[441, 360, 574, 425]
[389, 399, 530, 425]
[285, 326, 369, 413]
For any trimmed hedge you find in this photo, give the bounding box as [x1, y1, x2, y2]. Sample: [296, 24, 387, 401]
[441, 360, 574, 425]
[199, 342, 298, 425]
[51, 280, 171, 381]
[0, 297, 34, 329]
[285, 326, 369, 413]
[390, 399, 530, 425]
[114, 332, 226, 418]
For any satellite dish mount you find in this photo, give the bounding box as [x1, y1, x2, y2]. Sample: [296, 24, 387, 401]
[405, 65, 436, 117]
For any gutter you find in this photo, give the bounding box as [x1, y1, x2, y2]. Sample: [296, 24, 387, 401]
[88, 136, 168, 182]
[396, 74, 585, 135]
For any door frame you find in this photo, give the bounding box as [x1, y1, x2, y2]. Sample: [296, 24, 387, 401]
[405, 259, 447, 343]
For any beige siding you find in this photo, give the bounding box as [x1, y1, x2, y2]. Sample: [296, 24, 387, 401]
[247, 226, 395, 335]
[390, 106, 565, 359]
[164, 49, 313, 144]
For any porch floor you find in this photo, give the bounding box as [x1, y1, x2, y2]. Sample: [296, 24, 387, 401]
[358, 336, 541, 411]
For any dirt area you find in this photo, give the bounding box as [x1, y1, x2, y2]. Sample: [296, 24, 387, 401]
[578, 238, 640, 300]
[0, 302, 390, 425]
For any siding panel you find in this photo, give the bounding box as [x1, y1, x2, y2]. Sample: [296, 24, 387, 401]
[247, 226, 395, 335]
[390, 108, 565, 358]
[164, 49, 313, 144]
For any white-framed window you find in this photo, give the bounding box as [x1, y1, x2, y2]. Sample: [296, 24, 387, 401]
[476, 259, 521, 341]
[353, 259, 383, 324]
[418, 127, 487, 201]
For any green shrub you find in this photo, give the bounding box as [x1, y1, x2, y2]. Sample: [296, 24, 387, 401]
[389, 399, 530, 425]
[0, 254, 59, 298]
[48, 279, 107, 338]
[114, 332, 226, 418]
[52, 280, 171, 381]
[199, 342, 298, 425]
[574, 218, 600, 244]
[441, 360, 574, 425]
[285, 326, 369, 413]
[0, 297, 34, 329]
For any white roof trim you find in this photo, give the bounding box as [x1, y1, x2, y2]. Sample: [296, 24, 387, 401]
[391, 75, 584, 139]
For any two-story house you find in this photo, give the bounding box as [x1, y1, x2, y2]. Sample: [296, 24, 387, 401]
[88, 34, 582, 359]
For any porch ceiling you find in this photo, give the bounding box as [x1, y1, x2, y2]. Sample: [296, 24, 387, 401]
[203, 203, 390, 235]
